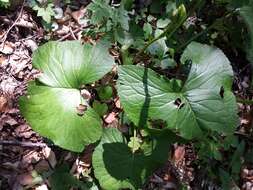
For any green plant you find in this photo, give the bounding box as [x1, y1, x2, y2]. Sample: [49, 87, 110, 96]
[0, 0, 9, 7]
[19, 0, 253, 189]
[29, 0, 55, 23]
[19, 41, 115, 152]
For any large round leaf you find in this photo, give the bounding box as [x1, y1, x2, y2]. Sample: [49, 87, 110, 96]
[32, 40, 115, 88]
[19, 41, 115, 152]
[92, 128, 170, 190]
[117, 42, 238, 139]
[19, 82, 102, 152]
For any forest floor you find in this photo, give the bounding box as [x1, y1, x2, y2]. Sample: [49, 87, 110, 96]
[0, 1, 253, 190]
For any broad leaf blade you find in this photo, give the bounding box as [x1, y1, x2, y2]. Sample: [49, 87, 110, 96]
[19, 82, 102, 152]
[92, 128, 170, 190]
[117, 42, 238, 139]
[181, 42, 238, 134]
[33, 41, 115, 88]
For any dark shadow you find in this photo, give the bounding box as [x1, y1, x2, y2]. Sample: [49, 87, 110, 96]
[102, 142, 144, 187]
[138, 66, 150, 128]
[102, 139, 172, 188]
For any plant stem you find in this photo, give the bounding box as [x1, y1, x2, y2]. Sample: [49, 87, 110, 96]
[237, 97, 253, 105]
[136, 0, 202, 59]
[176, 10, 236, 52]
[175, 24, 215, 52]
[132, 129, 137, 154]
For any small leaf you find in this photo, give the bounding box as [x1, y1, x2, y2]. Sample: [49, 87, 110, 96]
[97, 86, 113, 101]
[143, 23, 153, 39]
[87, 0, 112, 24]
[128, 136, 141, 153]
[33, 3, 55, 23]
[93, 100, 108, 116]
[157, 19, 171, 29]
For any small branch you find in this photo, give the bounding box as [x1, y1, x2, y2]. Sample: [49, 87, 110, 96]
[69, 27, 77, 40]
[0, 140, 48, 148]
[0, 1, 24, 43]
[58, 25, 91, 41]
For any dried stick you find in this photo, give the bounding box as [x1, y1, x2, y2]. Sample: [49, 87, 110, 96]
[0, 2, 24, 43]
[0, 140, 48, 148]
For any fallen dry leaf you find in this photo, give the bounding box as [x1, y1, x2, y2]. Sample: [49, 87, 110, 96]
[104, 112, 117, 124]
[0, 96, 8, 112]
[36, 184, 48, 190]
[15, 124, 34, 139]
[173, 145, 185, 165]
[17, 173, 34, 186]
[71, 8, 88, 25]
[35, 160, 50, 173]
[115, 97, 121, 109]
[0, 42, 15, 55]
[42, 147, 57, 168]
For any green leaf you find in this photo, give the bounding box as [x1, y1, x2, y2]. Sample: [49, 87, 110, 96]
[128, 136, 141, 153]
[19, 82, 102, 152]
[32, 41, 115, 88]
[143, 23, 153, 39]
[93, 100, 108, 116]
[50, 164, 88, 190]
[92, 128, 170, 190]
[117, 42, 238, 139]
[87, 0, 112, 24]
[239, 1, 253, 86]
[33, 3, 55, 23]
[97, 86, 113, 101]
[19, 41, 115, 152]
[230, 141, 245, 178]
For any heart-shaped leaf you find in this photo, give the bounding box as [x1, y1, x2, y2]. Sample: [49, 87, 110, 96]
[117, 42, 238, 139]
[92, 128, 171, 190]
[19, 41, 115, 152]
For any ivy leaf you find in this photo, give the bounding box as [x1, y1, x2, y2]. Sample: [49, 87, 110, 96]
[92, 128, 171, 190]
[117, 42, 238, 139]
[87, 0, 112, 24]
[19, 41, 115, 152]
[33, 3, 55, 23]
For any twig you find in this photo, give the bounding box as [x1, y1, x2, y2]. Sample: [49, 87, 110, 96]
[69, 27, 77, 40]
[58, 25, 91, 41]
[0, 140, 48, 148]
[0, 1, 24, 43]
